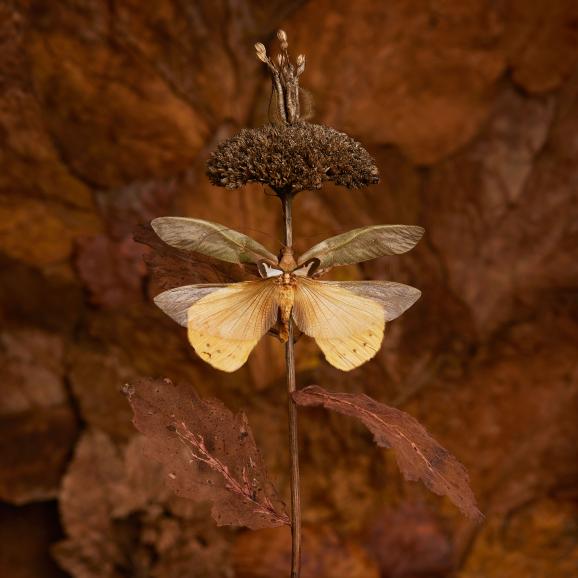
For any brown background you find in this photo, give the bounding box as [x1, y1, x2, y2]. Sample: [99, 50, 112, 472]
[1, 1, 578, 577]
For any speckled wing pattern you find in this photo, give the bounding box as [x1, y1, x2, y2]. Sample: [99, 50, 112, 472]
[185, 280, 281, 372]
[297, 225, 424, 271]
[292, 278, 420, 371]
[151, 217, 278, 265]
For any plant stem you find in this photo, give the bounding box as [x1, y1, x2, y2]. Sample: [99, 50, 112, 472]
[282, 192, 301, 578]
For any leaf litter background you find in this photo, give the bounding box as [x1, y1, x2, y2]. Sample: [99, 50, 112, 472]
[1, 1, 578, 577]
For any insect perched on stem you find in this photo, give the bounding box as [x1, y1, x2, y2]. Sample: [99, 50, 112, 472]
[152, 217, 423, 372]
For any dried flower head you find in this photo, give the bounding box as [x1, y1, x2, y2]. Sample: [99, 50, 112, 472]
[206, 122, 379, 194]
[206, 29, 379, 196]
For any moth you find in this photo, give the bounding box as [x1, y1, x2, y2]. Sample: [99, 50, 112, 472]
[151, 217, 424, 373]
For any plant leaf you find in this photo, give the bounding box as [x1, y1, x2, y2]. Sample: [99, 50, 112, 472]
[151, 217, 278, 266]
[293, 385, 482, 520]
[124, 378, 289, 529]
[297, 225, 424, 270]
[53, 430, 232, 578]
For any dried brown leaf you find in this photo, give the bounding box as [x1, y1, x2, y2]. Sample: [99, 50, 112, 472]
[293, 385, 482, 520]
[75, 234, 147, 308]
[0, 329, 78, 504]
[124, 377, 289, 529]
[53, 430, 132, 578]
[54, 430, 232, 578]
[0, 502, 65, 578]
[133, 223, 258, 294]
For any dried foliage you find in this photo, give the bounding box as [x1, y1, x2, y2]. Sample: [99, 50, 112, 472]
[206, 122, 379, 193]
[459, 498, 578, 578]
[293, 385, 481, 520]
[54, 430, 232, 578]
[232, 526, 380, 578]
[0, 502, 65, 578]
[124, 378, 289, 529]
[0, 329, 78, 504]
[75, 234, 147, 308]
[366, 503, 453, 578]
[67, 343, 137, 441]
[134, 223, 258, 293]
[2, 1, 578, 576]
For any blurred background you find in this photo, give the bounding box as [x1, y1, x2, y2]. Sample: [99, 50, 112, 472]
[1, 1, 578, 577]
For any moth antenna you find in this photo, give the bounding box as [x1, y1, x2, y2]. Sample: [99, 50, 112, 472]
[255, 30, 304, 124]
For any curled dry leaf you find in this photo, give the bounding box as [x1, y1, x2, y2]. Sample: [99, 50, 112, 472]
[0, 329, 78, 504]
[293, 386, 482, 520]
[124, 377, 289, 529]
[54, 430, 232, 578]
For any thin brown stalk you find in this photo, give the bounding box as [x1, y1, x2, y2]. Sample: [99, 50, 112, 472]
[282, 192, 301, 578]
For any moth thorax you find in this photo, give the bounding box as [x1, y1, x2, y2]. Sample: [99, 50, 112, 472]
[279, 247, 297, 271]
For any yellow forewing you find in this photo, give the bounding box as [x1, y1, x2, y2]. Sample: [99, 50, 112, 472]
[293, 278, 386, 371]
[186, 280, 280, 372]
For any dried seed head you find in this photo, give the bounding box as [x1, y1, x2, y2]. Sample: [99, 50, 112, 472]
[206, 122, 379, 195]
[296, 54, 306, 76]
[256, 30, 302, 124]
[277, 29, 288, 48]
[254, 42, 268, 63]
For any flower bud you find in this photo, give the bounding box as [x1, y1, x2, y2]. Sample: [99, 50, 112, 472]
[296, 54, 306, 76]
[254, 42, 268, 63]
[277, 29, 288, 50]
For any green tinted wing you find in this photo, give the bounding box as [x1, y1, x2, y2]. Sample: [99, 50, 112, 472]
[297, 225, 424, 269]
[152, 217, 278, 265]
